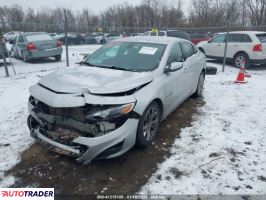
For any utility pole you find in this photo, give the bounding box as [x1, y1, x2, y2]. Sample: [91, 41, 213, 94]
[222, 26, 229, 73]
[0, 31, 9, 77]
[64, 9, 69, 67]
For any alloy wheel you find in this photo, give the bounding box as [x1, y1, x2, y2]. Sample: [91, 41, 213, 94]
[235, 55, 245, 68]
[143, 105, 159, 142]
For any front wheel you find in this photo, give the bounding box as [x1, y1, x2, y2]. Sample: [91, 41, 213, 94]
[193, 71, 205, 98]
[55, 55, 61, 61]
[22, 52, 30, 62]
[136, 102, 161, 148]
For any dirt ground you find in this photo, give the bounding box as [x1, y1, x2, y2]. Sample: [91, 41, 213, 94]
[7, 97, 204, 198]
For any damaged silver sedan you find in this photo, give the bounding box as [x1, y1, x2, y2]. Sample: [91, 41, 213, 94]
[27, 36, 206, 164]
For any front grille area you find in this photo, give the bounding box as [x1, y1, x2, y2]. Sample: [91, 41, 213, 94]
[29, 96, 128, 138]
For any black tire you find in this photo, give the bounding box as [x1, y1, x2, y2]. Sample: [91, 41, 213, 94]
[100, 39, 106, 44]
[193, 71, 205, 98]
[55, 55, 61, 61]
[9, 49, 15, 57]
[206, 66, 217, 75]
[22, 51, 30, 62]
[136, 102, 161, 148]
[233, 52, 250, 68]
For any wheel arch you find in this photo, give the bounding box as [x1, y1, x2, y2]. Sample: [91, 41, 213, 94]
[198, 47, 205, 54]
[153, 98, 164, 121]
[233, 51, 249, 60]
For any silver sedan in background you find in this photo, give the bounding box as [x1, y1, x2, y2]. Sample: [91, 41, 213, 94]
[10, 32, 63, 62]
[27, 36, 206, 164]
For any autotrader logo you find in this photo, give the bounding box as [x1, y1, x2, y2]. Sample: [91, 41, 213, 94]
[0, 188, 54, 200]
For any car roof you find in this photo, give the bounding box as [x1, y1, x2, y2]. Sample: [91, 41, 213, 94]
[218, 31, 266, 35]
[22, 32, 47, 36]
[113, 36, 188, 44]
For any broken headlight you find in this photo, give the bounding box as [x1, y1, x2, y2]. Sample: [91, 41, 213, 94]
[86, 102, 135, 121]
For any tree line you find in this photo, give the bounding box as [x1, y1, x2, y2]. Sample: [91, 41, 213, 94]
[0, 0, 266, 34]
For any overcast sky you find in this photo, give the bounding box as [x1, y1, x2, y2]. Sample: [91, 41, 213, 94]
[0, 0, 191, 14]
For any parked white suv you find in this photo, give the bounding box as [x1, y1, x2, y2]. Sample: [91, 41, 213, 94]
[197, 31, 266, 68]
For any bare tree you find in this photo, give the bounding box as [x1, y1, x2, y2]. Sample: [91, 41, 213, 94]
[247, 0, 266, 26]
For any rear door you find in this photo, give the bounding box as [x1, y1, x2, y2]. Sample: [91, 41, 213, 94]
[180, 42, 199, 95]
[163, 42, 186, 114]
[16, 35, 26, 57]
[226, 34, 253, 59]
[205, 34, 226, 57]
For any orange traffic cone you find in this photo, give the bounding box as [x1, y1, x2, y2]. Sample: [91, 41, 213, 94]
[234, 67, 247, 84]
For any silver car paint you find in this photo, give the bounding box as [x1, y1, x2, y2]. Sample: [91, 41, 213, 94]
[28, 36, 206, 164]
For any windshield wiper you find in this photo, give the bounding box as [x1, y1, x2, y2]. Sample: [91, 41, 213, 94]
[80, 62, 132, 71]
[79, 61, 98, 67]
[109, 66, 130, 71]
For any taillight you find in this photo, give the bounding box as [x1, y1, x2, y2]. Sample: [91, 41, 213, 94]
[26, 43, 36, 51]
[56, 40, 62, 47]
[253, 44, 262, 52]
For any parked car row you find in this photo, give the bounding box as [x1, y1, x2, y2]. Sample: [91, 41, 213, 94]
[48, 32, 124, 45]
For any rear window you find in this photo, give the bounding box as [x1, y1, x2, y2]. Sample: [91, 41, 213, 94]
[190, 34, 206, 39]
[256, 34, 266, 43]
[167, 31, 191, 41]
[25, 34, 53, 42]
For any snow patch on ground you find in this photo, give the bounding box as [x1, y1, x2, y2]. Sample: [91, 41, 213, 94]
[141, 64, 266, 194]
[0, 45, 101, 187]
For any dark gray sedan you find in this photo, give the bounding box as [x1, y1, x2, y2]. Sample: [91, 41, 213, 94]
[10, 32, 63, 62]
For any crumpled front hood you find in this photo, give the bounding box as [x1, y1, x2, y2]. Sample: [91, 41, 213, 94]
[39, 66, 153, 95]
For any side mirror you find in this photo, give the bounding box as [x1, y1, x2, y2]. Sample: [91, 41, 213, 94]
[165, 62, 183, 73]
[207, 40, 211, 43]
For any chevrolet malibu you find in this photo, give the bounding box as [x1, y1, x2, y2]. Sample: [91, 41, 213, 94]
[27, 36, 206, 164]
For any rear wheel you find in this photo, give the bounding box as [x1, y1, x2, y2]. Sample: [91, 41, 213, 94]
[136, 102, 161, 148]
[22, 51, 30, 62]
[193, 71, 205, 98]
[233, 52, 250, 68]
[55, 55, 61, 61]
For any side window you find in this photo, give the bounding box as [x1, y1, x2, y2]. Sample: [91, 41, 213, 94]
[159, 31, 166, 36]
[242, 34, 252, 42]
[180, 42, 194, 59]
[142, 31, 150, 36]
[228, 34, 252, 43]
[211, 34, 226, 43]
[167, 43, 183, 65]
[18, 36, 24, 43]
[150, 32, 157, 36]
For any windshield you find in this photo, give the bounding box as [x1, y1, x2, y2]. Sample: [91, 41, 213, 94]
[85, 42, 166, 72]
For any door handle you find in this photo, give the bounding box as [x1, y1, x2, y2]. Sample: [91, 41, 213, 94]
[184, 67, 188, 72]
